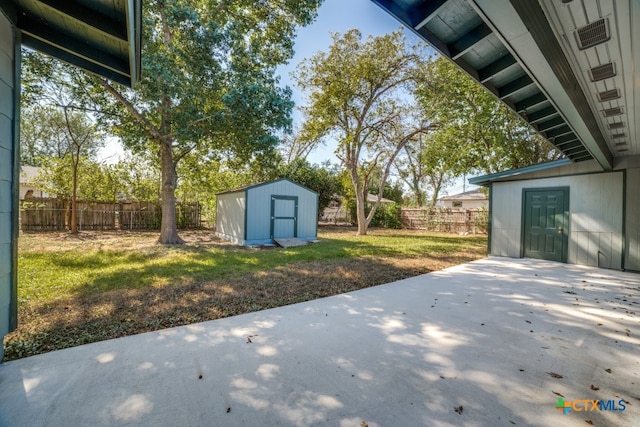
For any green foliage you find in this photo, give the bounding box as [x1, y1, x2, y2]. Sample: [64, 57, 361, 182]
[295, 29, 433, 234]
[414, 57, 562, 175]
[22, 0, 323, 243]
[277, 159, 342, 216]
[347, 200, 402, 229]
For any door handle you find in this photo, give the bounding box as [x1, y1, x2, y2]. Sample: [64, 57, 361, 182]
[557, 227, 563, 235]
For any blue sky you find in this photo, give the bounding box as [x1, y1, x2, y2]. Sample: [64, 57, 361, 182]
[277, 0, 421, 165]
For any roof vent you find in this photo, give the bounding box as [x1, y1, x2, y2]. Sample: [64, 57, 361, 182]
[597, 89, 620, 102]
[589, 63, 616, 81]
[608, 121, 624, 129]
[576, 18, 609, 49]
[611, 132, 626, 139]
[603, 107, 623, 117]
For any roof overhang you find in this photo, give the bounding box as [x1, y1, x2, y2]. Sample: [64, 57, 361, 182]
[468, 158, 573, 187]
[2, 0, 142, 87]
[372, 0, 640, 171]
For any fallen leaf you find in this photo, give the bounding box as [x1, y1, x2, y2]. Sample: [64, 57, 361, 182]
[605, 368, 612, 374]
[439, 375, 445, 379]
[246, 336, 252, 343]
[552, 391, 564, 397]
[226, 407, 231, 413]
[547, 372, 564, 379]
[585, 420, 593, 425]
[525, 320, 531, 324]
[590, 385, 600, 391]
[509, 421, 516, 425]
[454, 405, 463, 414]
[361, 422, 369, 427]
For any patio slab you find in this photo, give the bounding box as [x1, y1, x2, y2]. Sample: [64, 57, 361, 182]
[1, 257, 639, 426]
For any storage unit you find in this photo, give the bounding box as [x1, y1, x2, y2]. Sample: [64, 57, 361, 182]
[216, 178, 318, 246]
[471, 157, 640, 270]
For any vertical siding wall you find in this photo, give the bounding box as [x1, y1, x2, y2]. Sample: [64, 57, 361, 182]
[215, 192, 246, 245]
[626, 168, 640, 270]
[491, 172, 624, 269]
[0, 12, 17, 359]
[246, 181, 318, 244]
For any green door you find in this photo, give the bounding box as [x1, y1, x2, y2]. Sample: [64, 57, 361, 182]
[523, 188, 569, 262]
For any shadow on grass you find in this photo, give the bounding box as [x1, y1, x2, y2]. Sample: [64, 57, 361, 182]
[6, 250, 483, 360]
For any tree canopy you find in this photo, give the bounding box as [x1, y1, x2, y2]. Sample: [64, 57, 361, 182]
[22, 0, 322, 243]
[295, 29, 436, 235]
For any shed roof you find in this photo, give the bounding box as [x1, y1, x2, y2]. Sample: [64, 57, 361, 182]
[468, 158, 573, 187]
[3, 0, 142, 87]
[216, 178, 318, 196]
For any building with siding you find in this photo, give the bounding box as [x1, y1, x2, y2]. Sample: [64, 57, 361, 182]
[216, 179, 318, 246]
[374, 0, 639, 272]
[437, 189, 488, 209]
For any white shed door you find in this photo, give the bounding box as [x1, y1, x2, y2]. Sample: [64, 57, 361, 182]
[271, 196, 297, 239]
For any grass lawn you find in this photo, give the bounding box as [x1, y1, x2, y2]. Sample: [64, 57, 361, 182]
[4, 226, 487, 361]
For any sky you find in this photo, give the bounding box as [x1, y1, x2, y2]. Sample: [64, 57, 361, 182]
[99, 0, 474, 195]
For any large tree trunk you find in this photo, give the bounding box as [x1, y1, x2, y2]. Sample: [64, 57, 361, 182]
[349, 167, 368, 236]
[158, 143, 184, 244]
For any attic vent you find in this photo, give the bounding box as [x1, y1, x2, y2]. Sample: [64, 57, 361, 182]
[608, 121, 624, 129]
[576, 18, 609, 49]
[589, 63, 616, 81]
[598, 89, 620, 102]
[603, 107, 623, 117]
[611, 132, 626, 138]
[617, 148, 629, 153]
[614, 142, 627, 147]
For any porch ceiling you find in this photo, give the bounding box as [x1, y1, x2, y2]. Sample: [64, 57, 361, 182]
[2, 0, 141, 87]
[372, 0, 640, 171]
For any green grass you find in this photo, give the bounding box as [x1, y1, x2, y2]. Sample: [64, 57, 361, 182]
[6, 228, 487, 360]
[18, 230, 485, 303]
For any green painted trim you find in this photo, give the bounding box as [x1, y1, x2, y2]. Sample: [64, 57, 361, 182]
[622, 169, 626, 270]
[9, 30, 21, 332]
[270, 195, 298, 239]
[243, 189, 248, 243]
[487, 183, 492, 255]
[482, 164, 624, 186]
[314, 192, 319, 238]
[521, 187, 570, 263]
[469, 159, 573, 186]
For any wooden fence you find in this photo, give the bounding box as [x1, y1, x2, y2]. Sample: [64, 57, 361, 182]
[19, 198, 201, 231]
[400, 208, 488, 234]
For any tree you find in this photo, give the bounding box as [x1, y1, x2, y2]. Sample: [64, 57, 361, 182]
[23, 0, 322, 244]
[414, 57, 561, 176]
[20, 104, 103, 233]
[277, 158, 341, 216]
[295, 30, 436, 235]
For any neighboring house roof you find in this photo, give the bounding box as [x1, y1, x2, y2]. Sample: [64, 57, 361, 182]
[4, 0, 142, 87]
[366, 194, 394, 204]
[20, 165, 41, 184]
[439, 189, 487, 202]
[216, 178, 318, 196]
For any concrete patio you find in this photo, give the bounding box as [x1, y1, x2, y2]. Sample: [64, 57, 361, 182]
[1, 257, 638, 427]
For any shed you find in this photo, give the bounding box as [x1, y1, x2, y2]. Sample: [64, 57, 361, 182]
[216, 178, 318, 246]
